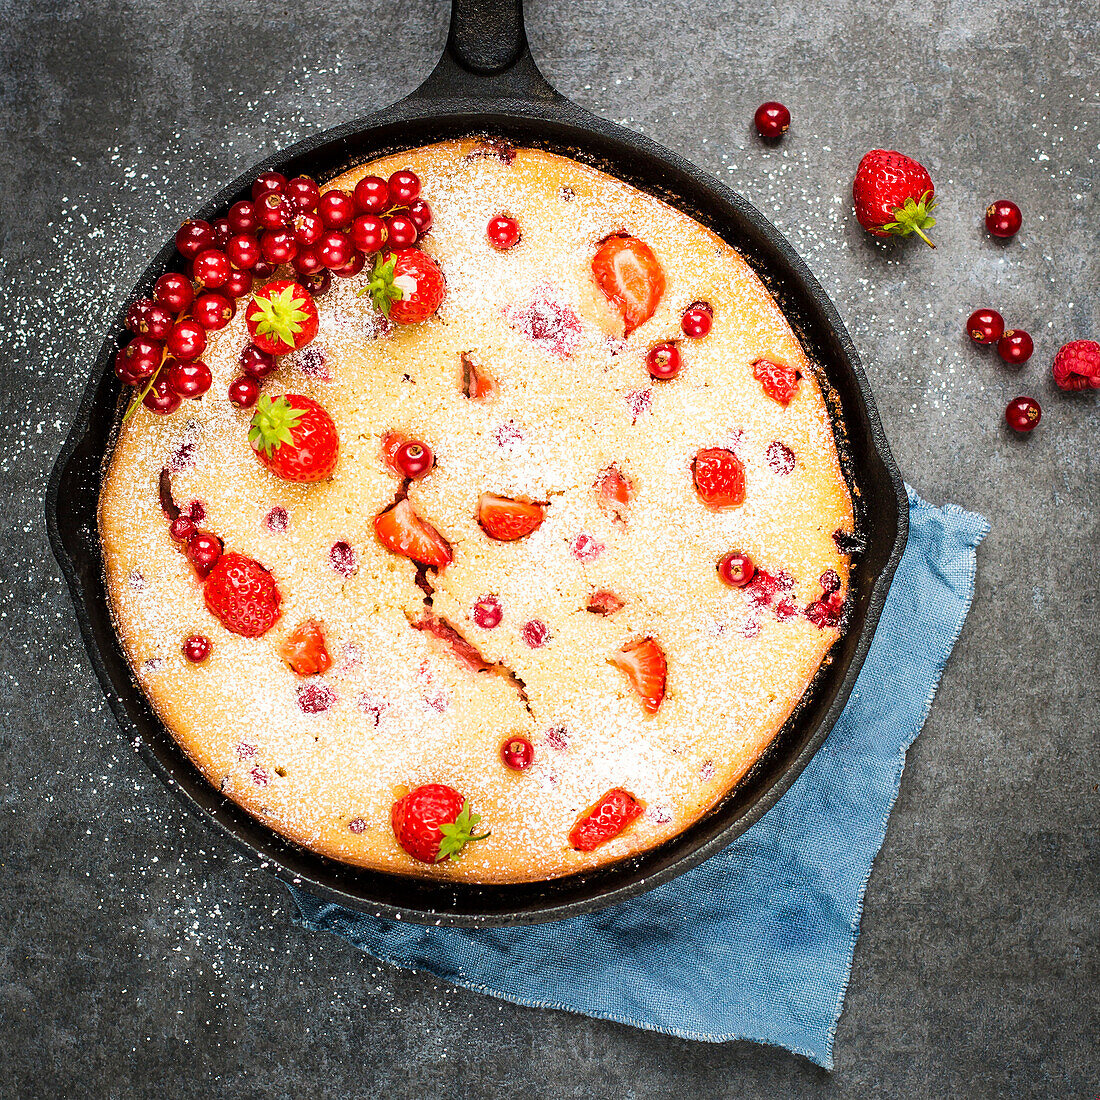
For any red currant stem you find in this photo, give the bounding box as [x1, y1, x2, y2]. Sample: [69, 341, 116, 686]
[120, 346, 171, 426]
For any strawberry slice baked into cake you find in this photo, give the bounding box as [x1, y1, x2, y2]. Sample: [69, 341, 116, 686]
[99, 139, 856, 882]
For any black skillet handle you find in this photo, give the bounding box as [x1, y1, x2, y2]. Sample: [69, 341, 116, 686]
[409, 0, 563, 104]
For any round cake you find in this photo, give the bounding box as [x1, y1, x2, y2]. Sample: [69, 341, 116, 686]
[99, 138, 856, 882]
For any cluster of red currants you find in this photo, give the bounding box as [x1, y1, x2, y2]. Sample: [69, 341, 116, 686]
[114, 167, 434, 416]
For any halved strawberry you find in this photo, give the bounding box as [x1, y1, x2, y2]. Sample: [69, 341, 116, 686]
[591, 235, 665, 336]
[374, 498, 453, 568]
[569, 787, 644, 851]
[203, 552, 282, 638]
[692, 448, 745, 509]
[587, 589, 626, 616]
[609, 636, 667, 714]
[594, 464, 633, 522]
[279, 618, 332, 676]
[477, 493, 547, 541]
[461, 351, 498, 399]
[245, 280, 319, 355]
[752, 358, 801, 407]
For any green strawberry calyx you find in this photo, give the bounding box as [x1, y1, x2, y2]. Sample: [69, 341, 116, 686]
[250, 284, 312, 348]
[881, 190, 937, 248]
[358, 254, 410, 316]
[248, 394, 304, 457]
[434, 800, 490, 862]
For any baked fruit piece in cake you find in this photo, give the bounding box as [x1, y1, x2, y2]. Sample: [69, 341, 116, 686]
[98, 138, 855, 883]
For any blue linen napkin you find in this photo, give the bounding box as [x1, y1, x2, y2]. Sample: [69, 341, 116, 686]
[289, 487, 988, 1068]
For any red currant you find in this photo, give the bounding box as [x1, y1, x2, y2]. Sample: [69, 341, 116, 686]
[1005, 395, 1040, 432]
[717, 551, 755, 587]
[317, 189, 356, 229]
[985, 199, 1022, 239]
[754, 101, 791, 139]
[126, 299, 173, 341]
[681, 301, 713, 338]
[292, 246, 325, 277]
[143, 374, 181, 415]
[228, 375, 261, 408]
[227, 200, 258, 233]
[251, 171, 286, 201]
[223, 267, 253, 299]
[351, 214, 388, 254]
[407, 198, 433, 235]
[186, 531, 223, 577]
[226, 233, 261, 270]
[472, 595, 503, 629]
[332, 251, 366, 279]
[153, 272, 194, 314]
[301, 270, 332, 297]
[212, 217, 232, 248]
[192, 249, 231, 290]
[486, 214, 520, 250]
[166, 359, 212, 399]
[353, 175, 389, 215]
[175, 219, 214, 259]
[394, 440, 433, 479]
[167, 318, 207, 361]
[966, 308, 1004, 345]
[192, 292, 235, 330]
[168, 514, 196, 541]
[998, 329, 1034, 365]
[251, 259, 276, 280]
[260, 227, 298, 265]
[115, 336, 162, 385]
[501, 736, 534, 771]
[292, 211, 324, 247]
[646, 342, 681, 380]
[318, 230, 353, 269]
[257, 191, 291, 230]
[389, 169, 421, 205]
[240, 343, 277, 379]
[183, 634, 211, 662]
[285, 175, 320, 212]
[385, 214, 418, 248]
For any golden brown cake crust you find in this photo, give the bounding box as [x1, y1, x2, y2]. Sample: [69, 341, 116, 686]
[99, 139, 854, 882]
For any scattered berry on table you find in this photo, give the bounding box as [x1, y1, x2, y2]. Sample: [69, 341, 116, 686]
[1051, 339, 1100, 391]
[985, 199, 1022, 238]
[1005, 396, 1041, 433]
[966, 308, 1005, 345]
[852, 149, 936, 246]
[754, 101, 790, 139]
[997, 329, 1034, 366]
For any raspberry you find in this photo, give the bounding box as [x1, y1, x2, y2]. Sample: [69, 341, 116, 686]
[1051, 339, 1100, 392]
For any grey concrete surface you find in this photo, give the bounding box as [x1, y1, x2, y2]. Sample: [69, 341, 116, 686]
[1, 0, 1097, 1096]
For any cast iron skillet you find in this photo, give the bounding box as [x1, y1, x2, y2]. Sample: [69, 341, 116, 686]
[46, 0, 908, 926]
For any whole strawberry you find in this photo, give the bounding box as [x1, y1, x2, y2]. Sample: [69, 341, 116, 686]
[853, 149, 937, 247]
[363, 249, 445, 324]
[248, 393, 339, 482]
[203, 552, 282, 637]
[391, 784, 488, 864]
[1051, 339, 1100, 391]
[246, 279, 319, 355]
